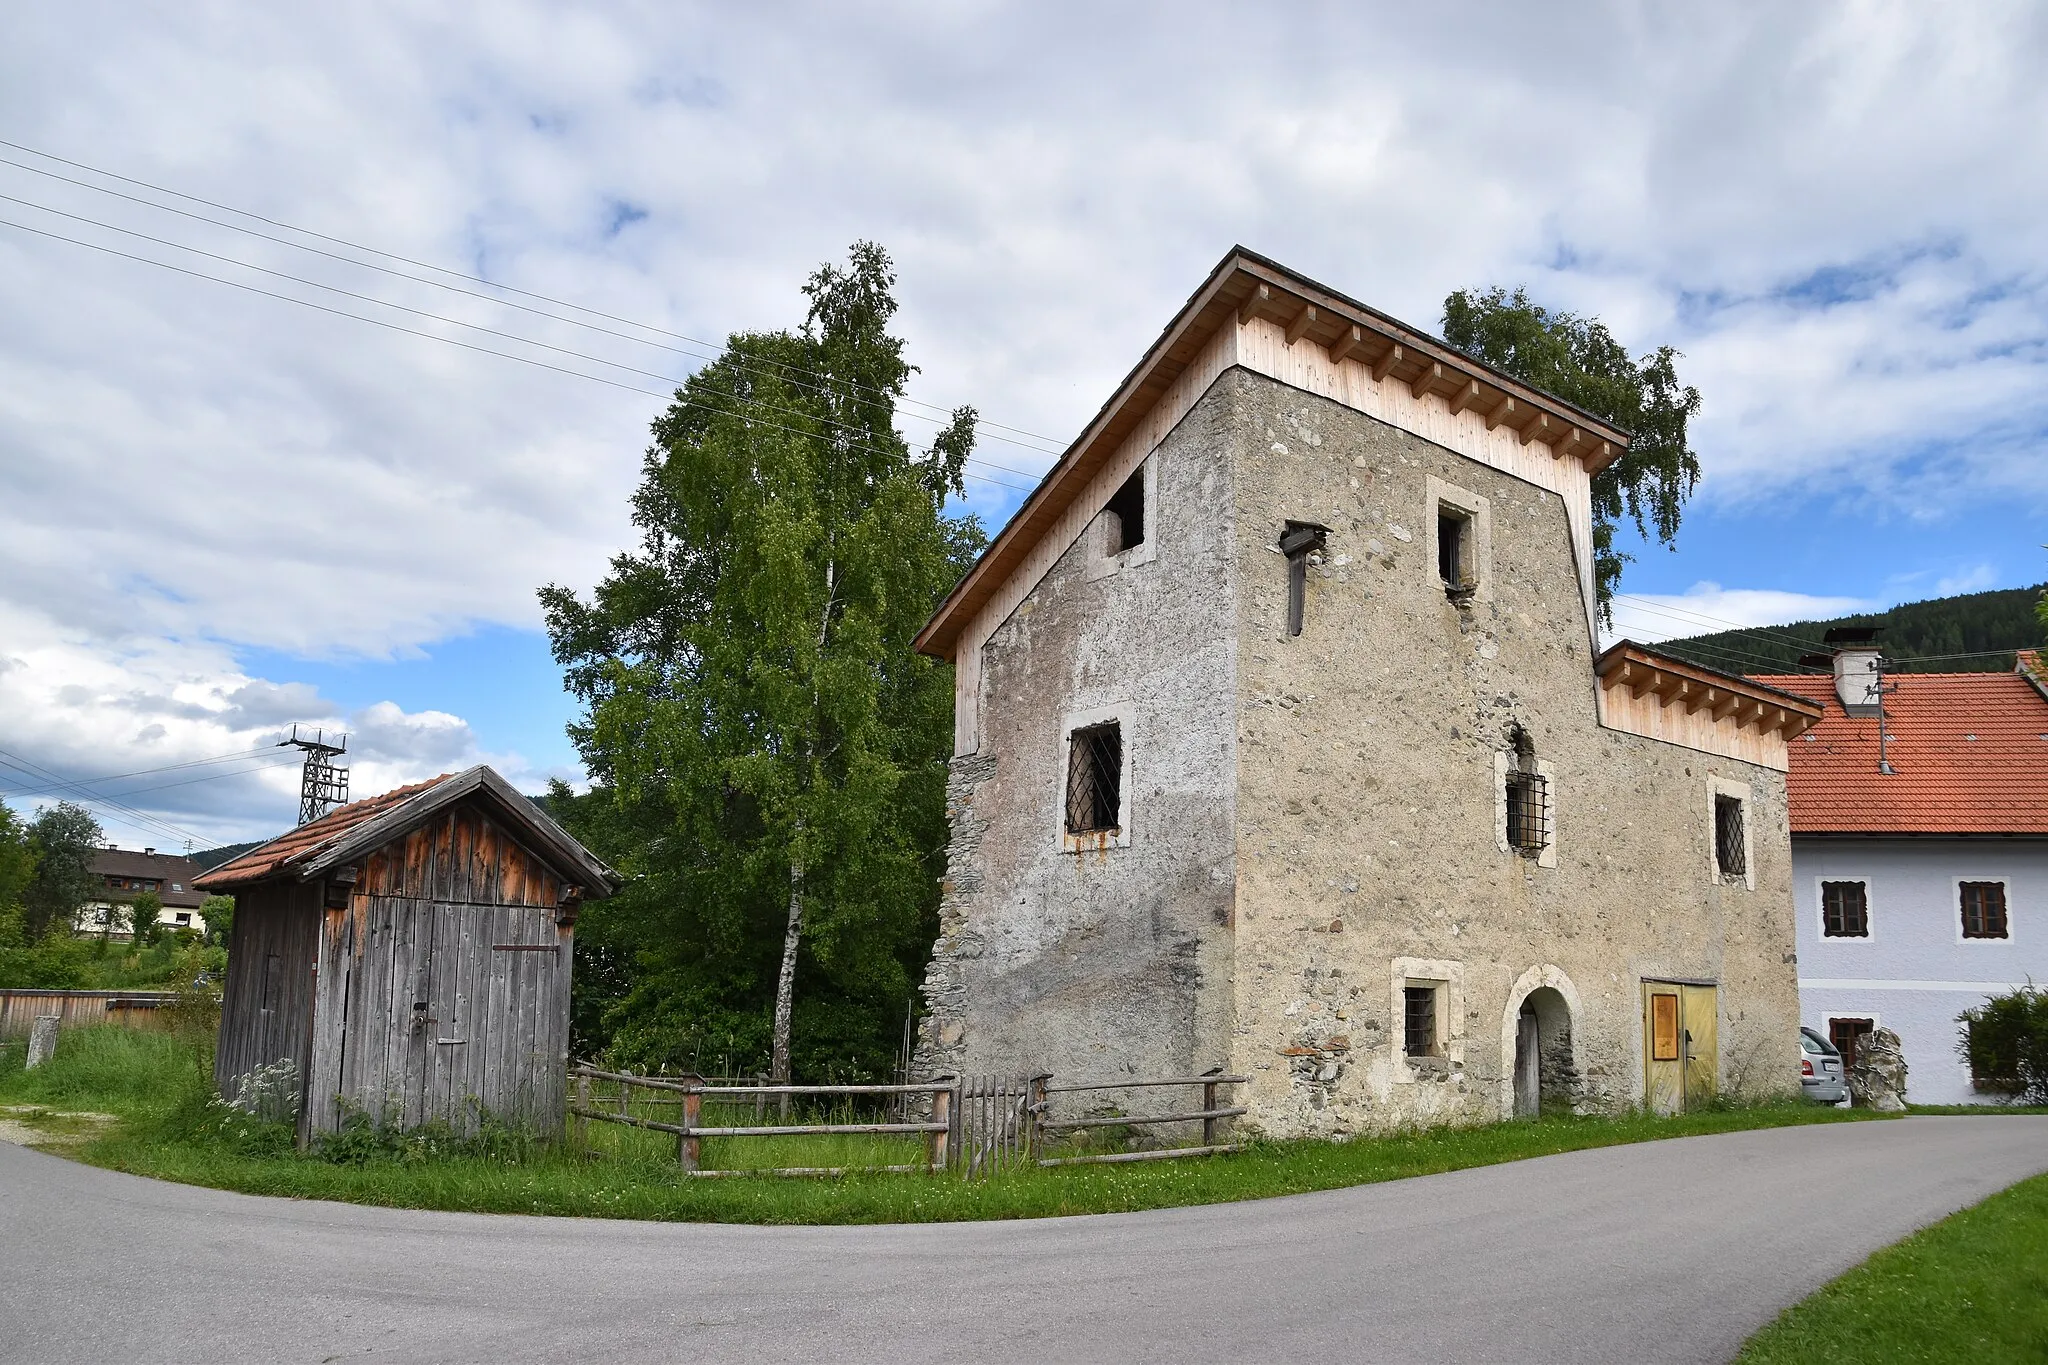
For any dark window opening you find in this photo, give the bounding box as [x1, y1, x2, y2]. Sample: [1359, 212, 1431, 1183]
[1278, 521, 1328, 638]
[1715, 795, 1747, 878]
[1504, 727, 1547, 854]
[1438, 507, 1472, 594]
[1065, 722, 1123, 835]
[1829, 1017, 1875, 1071]
[1960, 881, 2009, 939]
[1403, 985, 1440, 1058]
[1821, 881, 1869, 937]
[1105, 467, 1146, 554]
[260, 952, 283, 1014]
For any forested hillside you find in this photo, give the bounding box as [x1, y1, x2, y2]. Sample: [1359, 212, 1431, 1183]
[1655, 584, 2046, 678]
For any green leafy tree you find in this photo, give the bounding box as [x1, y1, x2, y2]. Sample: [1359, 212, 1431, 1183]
[0, 806, 34, 924]
[24, 801, 102, 940]
[1442, 288, 1702, 619]
[199, 894, 236, 949]
[542, 242, 982, 1082]
[127, 889, 163, 946]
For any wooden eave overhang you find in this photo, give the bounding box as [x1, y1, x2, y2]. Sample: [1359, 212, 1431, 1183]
[915, 245, 1633, 660]
[1596, 641, 1825, 741]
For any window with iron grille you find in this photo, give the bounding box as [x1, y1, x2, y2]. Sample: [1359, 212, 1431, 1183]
[1065, 722, 1123, 835]
[1960, 881, 2009, 940]
[1403, 984, 1440, 1058]
[1821, 881, 1869, 937]
[1715, 795, 1747, 878]
[1506, 772, 1548, 853]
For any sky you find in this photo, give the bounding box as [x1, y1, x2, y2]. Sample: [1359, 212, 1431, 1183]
[2, 2, 2046, 850]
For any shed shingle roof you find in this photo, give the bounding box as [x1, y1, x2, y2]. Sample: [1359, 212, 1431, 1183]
[1751, 661, 2048, 835]
[193, 775, 452, 890]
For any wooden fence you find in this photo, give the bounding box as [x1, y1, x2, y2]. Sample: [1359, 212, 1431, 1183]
[567, 1064, 1247, 1177]
[0, 990, 176, 1040]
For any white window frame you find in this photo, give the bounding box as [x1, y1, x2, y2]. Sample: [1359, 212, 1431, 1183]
[1085, 455, 1159, 582]
[1391, 957, 1464, 1082]
[1424, 475, 1492, 604]
[1057, 702, 1134, 853]
[1814, 875, 1875, 942]
[1953, 876, 2016, 945]
[1707, 776, 1755, 891]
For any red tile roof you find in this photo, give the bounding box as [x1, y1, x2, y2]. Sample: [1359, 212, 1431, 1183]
[193, 775, 453, 890]
[1752, 661, 2048, 835]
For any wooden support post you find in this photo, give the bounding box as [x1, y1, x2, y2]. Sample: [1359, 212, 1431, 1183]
[678, 1087, 701, 1173]
[1202, 1078, 1219, 1149]
[575, 1071, 590, 1150]
[754, 1074, 765, 1122]
[929, 1083, 952, 1171]
[1029, 1074, 1050, 1163]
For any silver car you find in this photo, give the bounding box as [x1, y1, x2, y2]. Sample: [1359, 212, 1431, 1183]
[1800, 1027, 1848, 1103]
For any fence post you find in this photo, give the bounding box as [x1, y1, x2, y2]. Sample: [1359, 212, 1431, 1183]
[928, 1081, 952, 1171]
[679, 1084, 701, 1173]
[1202, 1077, 1218, 1149]
[25, 1015, 59, 1070]
[1029, 1073, 1051, 1162]
[754, 1074, 765, 1123]
[948, 1076, 963, 1175]
[574, 1071, 590, 1151]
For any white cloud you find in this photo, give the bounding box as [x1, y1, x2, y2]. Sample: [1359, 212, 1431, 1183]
[3, 3, 2047, 833]
[1934, 563, 2001, 597]
[1607, 582, 1881, 656]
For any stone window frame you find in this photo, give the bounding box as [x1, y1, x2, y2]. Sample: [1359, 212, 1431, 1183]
[1084, 454, 1159, 583]
[1816, 876, 1876, 942]
[1057, 701, 1134, 853]
[1424, 474, 1492, 606]
[1391, 957, 1464, 1084]
[1494, 751, 1558, 869]
[1706, 776, 1754, 890]
[1954, 876, 2015, 945]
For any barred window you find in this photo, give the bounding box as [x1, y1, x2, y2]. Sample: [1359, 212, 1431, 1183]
[1821, 881, 1869, 937]
[1960, 881, 2009, 940]
[1403, 984, 1440, 1058]
[1065, 722, 1123, 835]
[1506, 773, 1548, 852]
[1715, 795, 1747, 878]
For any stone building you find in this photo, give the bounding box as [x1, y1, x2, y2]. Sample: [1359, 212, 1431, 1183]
[912, 248, 1823, 1135]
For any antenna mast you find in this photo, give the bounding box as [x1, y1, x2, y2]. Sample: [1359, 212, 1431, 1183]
[279, 725, 349, 825]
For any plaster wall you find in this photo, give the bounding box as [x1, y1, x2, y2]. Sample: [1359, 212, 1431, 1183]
[1794, 836, 2047, 1106]
[912, 384, 1242, 1094]
[1223, 368, 1802, 1136]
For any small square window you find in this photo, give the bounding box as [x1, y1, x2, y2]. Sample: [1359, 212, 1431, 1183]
[1714, 795, 1747, 878]
[1960, 881, 2009, 940]
[1065, 722, 1123, 835]
[1403, 984, 1441, 1058]
[1821, 881, 1869, 937]
[174, 912, 191, 925]
[1829, 1017, 1875, 1071]
[1104, 468, 1145, 554]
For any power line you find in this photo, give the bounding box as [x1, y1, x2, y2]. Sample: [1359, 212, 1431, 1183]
[0, 214, 1038, 496]
[0, 190, 1047, 485]
[0, 746, 214, 848]
[0, 753, 305, 804]
[0, 142, 1069, 459]
[0, 744, 274, 798]
[1612, 592, 1830, 653]
[1612, 603, 1829, 672]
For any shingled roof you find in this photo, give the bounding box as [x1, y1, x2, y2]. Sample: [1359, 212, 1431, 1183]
[194, 766, 620, 895]
[1752, 659, 2048, 836]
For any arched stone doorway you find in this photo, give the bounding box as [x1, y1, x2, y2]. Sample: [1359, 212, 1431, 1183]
[1501, 966, 1583, 1118]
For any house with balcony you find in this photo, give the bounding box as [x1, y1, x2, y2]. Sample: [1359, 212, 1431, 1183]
[76, 846, 211, 938]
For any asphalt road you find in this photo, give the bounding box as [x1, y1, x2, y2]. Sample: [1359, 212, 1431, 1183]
[3, 1117, 2044, 1365]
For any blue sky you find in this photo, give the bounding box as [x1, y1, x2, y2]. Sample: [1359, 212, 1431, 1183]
[3, 3, 2046, 847]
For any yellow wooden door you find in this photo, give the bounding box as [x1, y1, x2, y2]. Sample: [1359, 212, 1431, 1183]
[1681, 984, 1718, 1110]
[1643, 985, 1683, 1116]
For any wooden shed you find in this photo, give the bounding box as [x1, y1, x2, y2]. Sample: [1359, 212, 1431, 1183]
[194, 765, 619, 1143]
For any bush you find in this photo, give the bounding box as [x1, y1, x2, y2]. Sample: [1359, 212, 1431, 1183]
[1958, 985, 2048, 1102]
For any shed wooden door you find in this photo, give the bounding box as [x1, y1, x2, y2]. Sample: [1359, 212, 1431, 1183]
[1680, 983, 1719, 1111]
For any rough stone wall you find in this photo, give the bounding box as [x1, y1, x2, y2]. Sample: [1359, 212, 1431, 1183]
[912, 383, 1242, 1095]
[1223, 367, 1802, 1136]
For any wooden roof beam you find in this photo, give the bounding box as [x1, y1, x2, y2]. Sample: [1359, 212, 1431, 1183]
[1284, 303, 1319, 346]
[1711, 692, 1742, 722]
[1327, 323, 1368, 365]
[1238, 283, 1272, 325]
[1410, 361, 1444, 400]
[1448, 379, 1484, 418]
[1555, 427, 1583, 460]
[1520, 412, 1554, 447]
[1485, 396, 1517, 431]
[1370, 342, 1404, 383]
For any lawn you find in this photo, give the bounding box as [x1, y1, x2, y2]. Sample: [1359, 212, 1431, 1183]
[1, 1024, 1906, 1226]
[1737, 1171, 2048, 1364]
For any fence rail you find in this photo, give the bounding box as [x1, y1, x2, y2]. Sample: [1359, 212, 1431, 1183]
[566, 1064, 1248, 1178]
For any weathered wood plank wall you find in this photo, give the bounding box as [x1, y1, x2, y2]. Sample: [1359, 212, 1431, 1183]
[303, 801, 571, 1137]
[214, 879, 321, 1112]
[0, 990, 176, 1038]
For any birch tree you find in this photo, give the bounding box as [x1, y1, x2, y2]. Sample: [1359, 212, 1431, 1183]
[543, 243, 981, 1081]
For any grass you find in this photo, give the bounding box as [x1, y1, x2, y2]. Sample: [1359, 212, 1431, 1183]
[1737, 1172, 2048, 1364]
[1, 1025, 1920, 1226]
